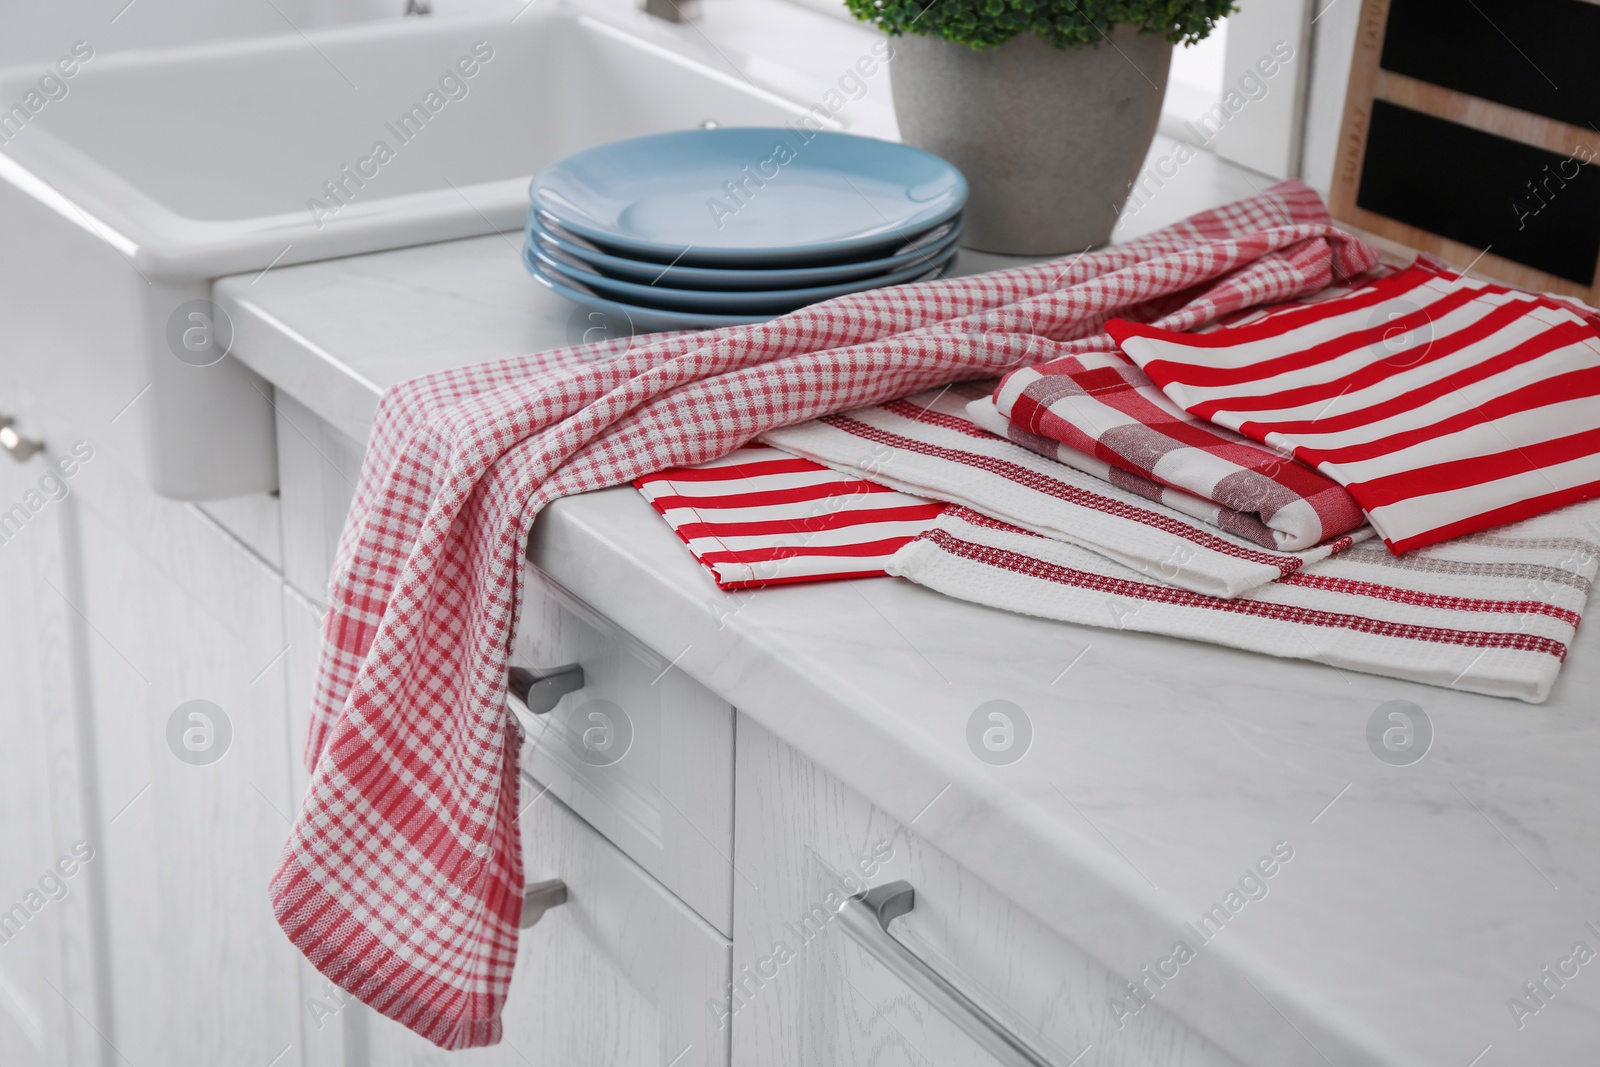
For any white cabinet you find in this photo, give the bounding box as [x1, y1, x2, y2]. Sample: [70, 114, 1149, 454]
[0, 442, 104, 1067]
[364, 776, 732, 1067]
[732, 718, 1245, 1067]
[65, 452, 307, 1067]
[511, 567, 736, 936]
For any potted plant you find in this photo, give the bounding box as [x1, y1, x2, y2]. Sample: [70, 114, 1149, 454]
[847, 0, 1233, 255]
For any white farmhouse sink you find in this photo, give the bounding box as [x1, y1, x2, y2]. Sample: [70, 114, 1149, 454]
[0, 1, 807, 498]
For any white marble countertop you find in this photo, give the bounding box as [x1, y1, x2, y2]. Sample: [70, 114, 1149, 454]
[215, 136, 1600, 1067]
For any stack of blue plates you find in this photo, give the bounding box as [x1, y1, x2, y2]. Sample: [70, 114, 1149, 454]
[524, 128, 967, 331]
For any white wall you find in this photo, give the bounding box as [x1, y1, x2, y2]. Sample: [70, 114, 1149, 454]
[1300, 0, 1361, 196]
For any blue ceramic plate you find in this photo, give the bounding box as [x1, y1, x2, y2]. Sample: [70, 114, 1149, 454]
[523, 245, 950, 331]
[525, 249, 769, 330]
[530, 128, 967, 267]
[530, 211, 962, 290]
[528, 236, 959, 314]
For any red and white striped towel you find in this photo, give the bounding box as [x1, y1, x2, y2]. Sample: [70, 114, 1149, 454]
[634, 445, 945, 588]
[763, 387, 1370, 599]
[270, 179, 1378, 1049]
[889, 501, 1600, 703]
[989, 272, 1388, 552]
[1110, 261, 1600, 553]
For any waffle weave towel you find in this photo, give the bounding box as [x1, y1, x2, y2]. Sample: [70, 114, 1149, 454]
[889, 501, 1598, 703]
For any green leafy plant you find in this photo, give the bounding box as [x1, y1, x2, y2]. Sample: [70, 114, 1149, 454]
[843, 0, 1235, 50]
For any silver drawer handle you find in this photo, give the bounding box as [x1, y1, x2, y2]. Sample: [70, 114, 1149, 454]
[840, 881, 1053, 1067]
[520, 878, 568, 928]
[507, 664, 584, 717]
[0, 416, 43, 461]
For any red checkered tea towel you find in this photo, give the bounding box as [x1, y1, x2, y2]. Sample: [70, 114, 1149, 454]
[269, 179, 1378, 1049]
[981, 347, 1367, 551]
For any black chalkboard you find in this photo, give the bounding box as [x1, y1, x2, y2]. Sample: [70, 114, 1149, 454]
[1356, 101, 1600, 286]
[1380, 0, 1600, 130]
[1334, 0, 1600, 301]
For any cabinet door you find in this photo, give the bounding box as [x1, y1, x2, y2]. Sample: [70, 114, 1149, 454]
[0, 445, 104, 1067]
[511, 566, 736, 936]
[69, 458, 306, 1067]
[365, 777, 732, 1067]
[733, 718, 1246, 1067]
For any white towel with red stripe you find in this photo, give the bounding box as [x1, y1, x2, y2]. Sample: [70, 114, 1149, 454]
[1107, 261, 1600, 553]
[763, 387, 1371, 599]
[634, 445, 945, 588]
[269, 179, 1382, 1050]
[889, 501, 1599, 703]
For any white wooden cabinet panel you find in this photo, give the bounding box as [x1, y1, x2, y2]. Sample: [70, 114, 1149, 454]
[0, 445, 105, 1067]
[365, 777, 731, 1067]
[275, 392, 364, 606]
[198, 490, 285, 572]
[733, 718, 1246, 1067]
[67, 457, 306, 1067]
[510, 565, 735, 937]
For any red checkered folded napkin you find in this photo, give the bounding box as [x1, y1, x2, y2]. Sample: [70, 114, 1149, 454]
[1110, 260, 1600, 553]
[269, 179, 1378, 1049]
[633, 445, 945, 588]
[990, 253, 1386, 554]
[970, 358, 1365, 551]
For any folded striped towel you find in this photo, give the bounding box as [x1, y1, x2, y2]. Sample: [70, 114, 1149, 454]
[634, 445, 945, 588]
[1110, 261, 1600, 553]
[763, 387, 1369, 599]
[889, 501, 1599, 703]
[970, 354, 1365, 551]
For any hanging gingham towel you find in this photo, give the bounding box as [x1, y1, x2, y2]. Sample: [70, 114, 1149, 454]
[1109, 261, 1600, 553]
[634, 445, 945, 588]
[889, 501, 1600, 703]
[764, 386, 1370, 598]
[270, 179, 1379, 1049]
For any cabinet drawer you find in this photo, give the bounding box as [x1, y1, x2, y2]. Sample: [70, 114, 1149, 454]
[733, 719, 1246, 1067]
[509, 563, 736, 936]
[365, 775, 731, 1066]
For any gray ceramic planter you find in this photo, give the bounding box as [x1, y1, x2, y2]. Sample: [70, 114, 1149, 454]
[890, 28, 1172, 255]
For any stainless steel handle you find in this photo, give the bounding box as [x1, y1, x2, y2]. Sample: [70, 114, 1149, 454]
[0, 416, 43, 461]
[520, 878, 567, 928]
[507, 664, 584, 717]
[839, 881, 1054, 1067]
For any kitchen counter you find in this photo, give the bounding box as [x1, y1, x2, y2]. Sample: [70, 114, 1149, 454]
[215, 145, 1600, 1067]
